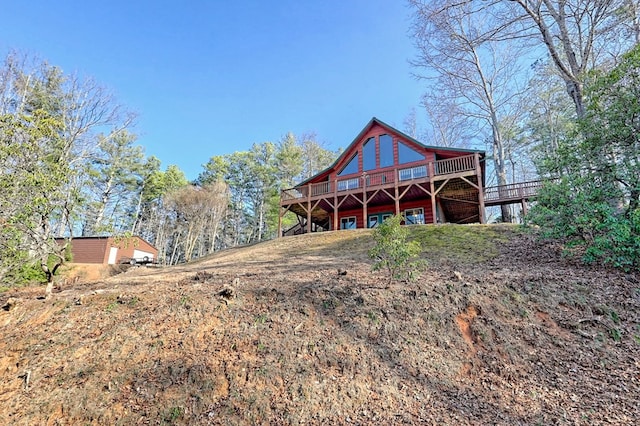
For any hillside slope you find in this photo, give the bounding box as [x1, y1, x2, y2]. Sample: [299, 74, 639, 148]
[1, 225, 639, 425]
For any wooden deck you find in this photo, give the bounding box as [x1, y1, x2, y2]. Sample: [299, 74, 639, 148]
[280, 153, 545, 234]
[280, 154, 485, 230]
[484, 180, 544, 206]
[281, 154, 479, 204]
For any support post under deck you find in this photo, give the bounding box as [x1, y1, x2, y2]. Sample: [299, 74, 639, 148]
[306, 184, 311, 234]
[475, 152, 486, 224]
[277, 206, 282, 238]
[362, 175, 368, 229]
[429, 162, 437, 224]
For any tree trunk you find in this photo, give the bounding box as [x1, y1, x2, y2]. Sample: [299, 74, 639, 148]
[565, 79, 586, 118]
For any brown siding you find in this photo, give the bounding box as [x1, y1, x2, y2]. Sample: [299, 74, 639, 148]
[331, 201, 435, 230]
[65, 238, 110, 264]
[57, 236, 158, 264]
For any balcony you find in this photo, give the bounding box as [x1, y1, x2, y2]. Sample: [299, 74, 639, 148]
[281, 154, 478, 203]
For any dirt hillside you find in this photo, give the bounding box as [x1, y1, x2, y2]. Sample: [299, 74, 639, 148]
[1, 225, 639, 425]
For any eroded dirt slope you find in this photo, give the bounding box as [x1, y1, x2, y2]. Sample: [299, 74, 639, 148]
[1, 226, 639, 425]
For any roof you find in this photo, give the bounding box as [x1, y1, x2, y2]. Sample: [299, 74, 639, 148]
[54, 235, 158, 251]
[295, 117, 485, 187]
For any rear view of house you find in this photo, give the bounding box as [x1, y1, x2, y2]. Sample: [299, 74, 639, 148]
[279, 117, 487, 235]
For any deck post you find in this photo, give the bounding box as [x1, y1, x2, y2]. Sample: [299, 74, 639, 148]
[394, 169, 400, 215]
[362, 174, 368, 229]
[475, 152, 486, 224]
[333, 183, 338, 231]
[429, 161, 437, 224]
[306, 183, 311, 234]
[277, 206, 282, 238]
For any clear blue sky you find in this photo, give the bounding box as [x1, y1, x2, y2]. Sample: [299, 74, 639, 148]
[0, 0, 424, 180]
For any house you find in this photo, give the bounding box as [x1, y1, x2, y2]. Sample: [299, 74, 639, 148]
[57, 236, 158, 264]
[279, 117, 488, 236]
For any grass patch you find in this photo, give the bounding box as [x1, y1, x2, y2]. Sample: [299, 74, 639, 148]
[411, 224, 518, 264]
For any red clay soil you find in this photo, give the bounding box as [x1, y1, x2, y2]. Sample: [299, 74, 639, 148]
[0, 226, 639, 425]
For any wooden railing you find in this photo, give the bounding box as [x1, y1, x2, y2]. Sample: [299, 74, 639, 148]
[281, 154, 478, 202]
[434, 155, 476, 176]
[311, 181, 331, 196]
[398, 165, 427, 181]
[281, 187, 306, 201]
[484, 180, 544, 203]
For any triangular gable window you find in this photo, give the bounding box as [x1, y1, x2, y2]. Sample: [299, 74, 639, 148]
[398, 141, 424, 164]
[338, 153, 359, 176]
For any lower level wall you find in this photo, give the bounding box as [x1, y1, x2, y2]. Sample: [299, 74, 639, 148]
[329, 200, 434, 230]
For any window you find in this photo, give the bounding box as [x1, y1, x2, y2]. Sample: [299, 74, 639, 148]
[340, 216, 357, 229]
[404, 208, 425, 225]
[368, 212, 393, 228]
[398, 141, 424, 164]
[363, 137, 376, 171]
[379, 134, 393, 167]
[338, 153, 359, 176]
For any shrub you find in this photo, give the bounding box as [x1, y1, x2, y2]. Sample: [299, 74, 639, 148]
[368, 214, 424, 284]
[527, 45, 640, 271]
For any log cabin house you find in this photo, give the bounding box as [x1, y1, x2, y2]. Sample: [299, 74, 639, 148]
[279, 117, 492, 236]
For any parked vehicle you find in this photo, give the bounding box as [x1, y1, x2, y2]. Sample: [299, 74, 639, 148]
[121, 256, 155, 265]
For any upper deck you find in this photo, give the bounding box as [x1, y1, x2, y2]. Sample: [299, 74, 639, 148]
[281, 154, 479, 205]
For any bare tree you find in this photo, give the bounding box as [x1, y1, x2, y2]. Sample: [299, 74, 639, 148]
[499, 0, 635, 118]
[421, 93, 478, 148]
[164, 182, 229, 263]
[623, 0, 640, 43]
[410, 1, 530, 221]
[402, 107, 419, 139]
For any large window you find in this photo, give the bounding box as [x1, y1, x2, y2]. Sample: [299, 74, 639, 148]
[404, 208, 425, 225]
[340, 216, 357, 229]
[379, 134, 394, 167]
[398, 141, 424, 164]
[338, 153, 359, 176]
[363, 137, 376, 171]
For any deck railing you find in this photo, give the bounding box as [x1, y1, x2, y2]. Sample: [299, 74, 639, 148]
[434, 155, 476, 176]
[484, 180, 544, 203]
[399, 165, 427, 181]
[336, 177, 360, 191]
[311, 181, 331, 196]
[281, 187, 307, 201]
[281, 154, 478, 201]
[367, 169, 396, 187]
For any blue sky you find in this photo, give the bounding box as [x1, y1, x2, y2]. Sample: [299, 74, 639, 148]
[1, 1, 424, 180]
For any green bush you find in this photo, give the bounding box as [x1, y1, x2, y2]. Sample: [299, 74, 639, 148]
[368, 214, 425, 284]
[528, 179, 640, 271]
[528, 45, 640, 272]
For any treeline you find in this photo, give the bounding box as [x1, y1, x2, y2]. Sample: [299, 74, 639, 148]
[0, 53, 337, 289]
[409, 1, 640, 269]
[528, 46, 640, 270]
